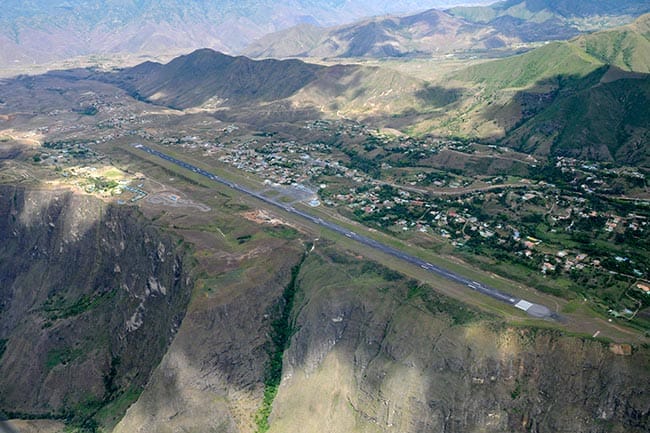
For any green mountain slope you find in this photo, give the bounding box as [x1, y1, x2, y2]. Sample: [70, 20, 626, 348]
[456, 13, 650, 86]
[428, 15, 650, 166]
[0, 0, 495, 66]
[575, 14, 650, 72]
[455, 41, 603, 89]
[502, 68, 650, 164]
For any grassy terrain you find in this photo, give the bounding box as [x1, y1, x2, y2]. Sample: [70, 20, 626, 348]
[410, 17, 650, 166]
[93, 386, 143, 431]
[581, 28, 650, 72]
[302, 245, 490, 327]
[56, 384, 143, 433]
[45, 347, 85, 372]
[455, 42, 602, 90]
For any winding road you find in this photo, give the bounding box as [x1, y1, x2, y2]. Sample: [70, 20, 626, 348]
[132, 143, 556, 319]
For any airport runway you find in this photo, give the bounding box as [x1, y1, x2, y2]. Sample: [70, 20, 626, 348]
[133, 143, 556, 319]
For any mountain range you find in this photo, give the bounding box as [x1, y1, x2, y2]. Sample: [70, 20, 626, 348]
[97, 13, 650, 166]
[245, 9, 521, 58]
[95, 48, 434, 126]
[1, 3, 650, 432]
[244, 6, 582, 59]
[245, 0, 650, 59]
[449, 0, 650, 24]
[109, 49, 324, 109]
[0, 0, 494, 67]
[3, 1, 650, 67]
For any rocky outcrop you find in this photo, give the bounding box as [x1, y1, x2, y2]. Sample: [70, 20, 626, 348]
[0, 186, 192, 425]
[112, 243, 304, 433]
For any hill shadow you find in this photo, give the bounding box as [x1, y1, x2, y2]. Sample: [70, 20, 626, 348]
[414, 83, 464, 108]
[482, 66, 650, 165]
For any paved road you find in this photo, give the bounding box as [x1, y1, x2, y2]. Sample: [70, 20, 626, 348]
[133, 144, 556, 319]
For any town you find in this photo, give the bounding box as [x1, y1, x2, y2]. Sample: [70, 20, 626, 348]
[27, 106, 650, 329]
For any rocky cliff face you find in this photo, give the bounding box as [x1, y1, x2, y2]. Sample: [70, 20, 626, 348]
[112, 242, 305, 433]
[112, 244, 649, 433]
[270, 250, 650, 433]
[1, 187, 647, 433]
[0, 186, 192, 427]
